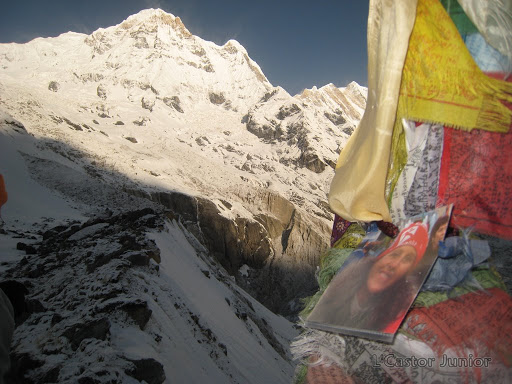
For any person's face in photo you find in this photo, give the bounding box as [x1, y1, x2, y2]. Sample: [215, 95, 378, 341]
[433, 222, 448, 245]
[366, 245, 416, 293]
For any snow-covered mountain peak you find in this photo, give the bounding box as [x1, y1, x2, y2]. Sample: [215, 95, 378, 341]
[222, 39, 247, 54]
[344, 81, 368, 101]
[0, 7, 367, 217]
[116, 8, 192, 39]
[0, 8, 369, 382]
[0, 11, 367, 369]
[297, 83, 366, 127]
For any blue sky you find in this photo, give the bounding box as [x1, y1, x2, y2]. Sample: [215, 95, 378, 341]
[0, 0, 369, 95]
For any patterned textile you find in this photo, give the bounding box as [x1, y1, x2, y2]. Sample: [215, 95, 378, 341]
[437, 119, 512, 239]
[386, 0, 512, 207]
[305, 361, 355, 384]
[431, 2, 512, 240]
[331, 223, 366, 250]
[404, 287, 512, 382]
[294, 223, 510, 382]
[294, 323, 512, 384]
[403, 123, 444, 219]
[397, 0, 512, 133]
[295, 216, 510, 383]
[331, 217, 398, 248]
[330, 214, 352, 247]
[330, 0, 512, 224]
[390, 121, 433, 223]
[375, 221, 399, 239]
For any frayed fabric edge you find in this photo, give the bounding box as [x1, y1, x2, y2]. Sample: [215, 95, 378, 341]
[291, 329, 348, 370]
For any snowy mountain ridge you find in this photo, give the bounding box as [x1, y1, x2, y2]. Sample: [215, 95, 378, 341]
[0, 7, 366, 287]
[0, 8, 271, 113]
[0, 8, 366, 383]
[0, 7, 365, 205]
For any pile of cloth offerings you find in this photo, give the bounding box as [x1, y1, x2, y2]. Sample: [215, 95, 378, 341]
[292, 1, 512, 383]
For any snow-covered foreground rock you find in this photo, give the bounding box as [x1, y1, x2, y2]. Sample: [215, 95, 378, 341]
[2, 208, 297, 383]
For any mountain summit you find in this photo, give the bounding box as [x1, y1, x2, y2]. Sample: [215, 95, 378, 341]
[80, 8, 272, 111]
[0, 8, 366, 312]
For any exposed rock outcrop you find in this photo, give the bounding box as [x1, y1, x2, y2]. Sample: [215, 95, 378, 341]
[141, 97, 155, 111]
[3, 207, 296, 382]
[48, 81, 60, 92]
[97, 84, 107, 99]
[151, 189, 329, 316]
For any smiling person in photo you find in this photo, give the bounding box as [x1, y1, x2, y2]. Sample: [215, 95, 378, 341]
[307, 222, 429, 335]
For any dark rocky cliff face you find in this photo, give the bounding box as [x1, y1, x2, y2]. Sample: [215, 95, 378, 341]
[151, 190, 327, 318]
